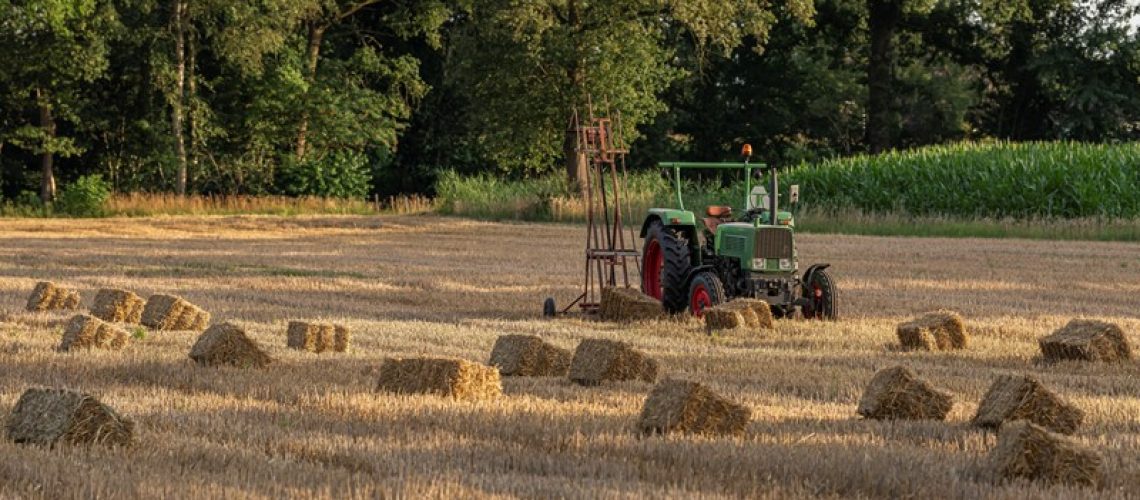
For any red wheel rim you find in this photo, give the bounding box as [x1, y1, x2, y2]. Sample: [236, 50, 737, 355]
[642, 240, 664, 299]
[690, 284, 712, 317]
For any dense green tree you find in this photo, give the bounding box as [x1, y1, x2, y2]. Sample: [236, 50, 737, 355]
[978, 0, 1140, 140]
[0, 0, 119, 202]
[655, 0, 866, 166]
[0, 0, 1138, 202]
[652, 0, 974, 164]
[288, 0, 448, 160]
[448, 0, 815, 187]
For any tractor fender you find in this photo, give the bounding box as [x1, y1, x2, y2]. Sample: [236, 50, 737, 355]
[641, 210, 702, 268]
[639, 215, 662, 238]
[640, 209, 697, 237]
[801, 263, 831, 288]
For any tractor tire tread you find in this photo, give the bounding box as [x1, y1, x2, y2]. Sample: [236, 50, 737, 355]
[645, 221, 691, 314]
[811, 269, 839, 320]
[689, 271, 726, 314]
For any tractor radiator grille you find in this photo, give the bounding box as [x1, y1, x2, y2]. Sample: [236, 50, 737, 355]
[754, 228, 793, 260]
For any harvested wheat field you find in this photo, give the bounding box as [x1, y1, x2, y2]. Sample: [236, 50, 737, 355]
[0, 215, 1138, 498]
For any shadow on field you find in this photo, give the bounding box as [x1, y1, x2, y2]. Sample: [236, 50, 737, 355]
[137, 402, 1010, 498]
[79, 356, 380, 403]
[501, 376, 656, 404]
[752, 415, 991, 450]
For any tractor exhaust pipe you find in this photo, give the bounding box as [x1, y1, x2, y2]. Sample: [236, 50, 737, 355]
[769, 167, 778, 226]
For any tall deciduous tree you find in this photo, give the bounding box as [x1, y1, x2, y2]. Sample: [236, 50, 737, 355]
[449, 0, 814, 187]
[289, 0, 448, 160]
[865, 0, 901, 153]
[968, 0, 1140, 140]
[0, 0, 118, 202]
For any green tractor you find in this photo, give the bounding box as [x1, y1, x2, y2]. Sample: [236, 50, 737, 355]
[640, 147, 838, 319]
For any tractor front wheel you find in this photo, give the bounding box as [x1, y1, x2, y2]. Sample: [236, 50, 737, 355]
[802, 269, 839, 320]
[641, 221, 691, 314]
[688, 271, 725, 317]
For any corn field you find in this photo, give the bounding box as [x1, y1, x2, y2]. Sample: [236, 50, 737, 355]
[786, 142, 1140, 218]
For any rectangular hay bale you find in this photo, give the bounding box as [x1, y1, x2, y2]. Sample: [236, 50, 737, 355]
[488, 334, 572, 376]
[637, 378, 751, 437]
[6, 388, 133, 447]
[333, 325, 351, 353]
[989, 420, 1103, 487]
[897, 311, 968, 350]
[141, 294, 210, 331]
[60, 314, 129, 351]
[286, 321, 350, 353]
[189, 322, 272, 368]
[857, 365, 954, 420]
[91, 288, 145, 324]
[600, 287, 665, 322]
[376, 357, 502, 400]
[972, 374, 1083, 434]
[703, 305, 745, 332]
[733, 298, 775, 329]
[723, 302, 760, 328]
[568, 338, 658, 386]
[25, 282, 81, 312]
[705, 300, 772, 332]
[1039, 319, 1132, 362]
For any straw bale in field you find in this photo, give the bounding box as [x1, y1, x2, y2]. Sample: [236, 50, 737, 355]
[286, 321, 350, 353]
[488, 334, 571, 376]
[376, 357, 502, 400]
[568, 339, 658, 386]
[333, 325, 350, 352]
[989, 421, 1102, 487]
[857, 366, 954, 420]
[897, 311, 968, 350]
[141, 294, 210, 331]
[972, 374, 1083, 434]
[1039, 319, 1131, 363]
[90, 288, 145, 324]
[59, 315, 128, 351]
[6, 388, 133, 447]
[599, 287, 665, 322]
[724, 301, 761, 328]
[189, 322, 272, 368]
[637, 378, 750, 437]
[704, 305, 745, 331]
[25, 282, 81, 312]
[704, 300, 775, 332]
[733, 299, 775, 329]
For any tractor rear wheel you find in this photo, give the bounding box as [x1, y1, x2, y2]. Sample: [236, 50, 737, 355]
[688, 271, 725, 317]
[641, 220, 691, 314]
[802, 269, 839, 320]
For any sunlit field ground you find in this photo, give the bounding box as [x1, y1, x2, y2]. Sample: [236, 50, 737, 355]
[0, 215, 1137, 498]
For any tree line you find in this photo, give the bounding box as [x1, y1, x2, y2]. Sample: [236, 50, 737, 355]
[1, 0, 1137, 203]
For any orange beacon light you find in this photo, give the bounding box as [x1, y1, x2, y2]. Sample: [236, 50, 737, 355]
[741, 143, 753, 157]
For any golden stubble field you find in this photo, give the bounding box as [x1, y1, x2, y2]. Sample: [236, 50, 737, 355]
[0, 215, 1138, 499]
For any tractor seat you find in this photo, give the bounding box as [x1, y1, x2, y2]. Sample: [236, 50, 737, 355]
[706, 206, 733, 218]
[703, 206, 733, 234]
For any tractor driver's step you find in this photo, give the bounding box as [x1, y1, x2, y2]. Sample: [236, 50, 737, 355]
[587, 250, 641, 258]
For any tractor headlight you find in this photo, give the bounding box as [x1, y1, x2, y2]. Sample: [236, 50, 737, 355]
[779, 258, 792, 270]
[752, 259, 765, 270]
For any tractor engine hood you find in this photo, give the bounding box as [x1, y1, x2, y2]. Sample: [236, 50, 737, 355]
[714, 223, 797, 272]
